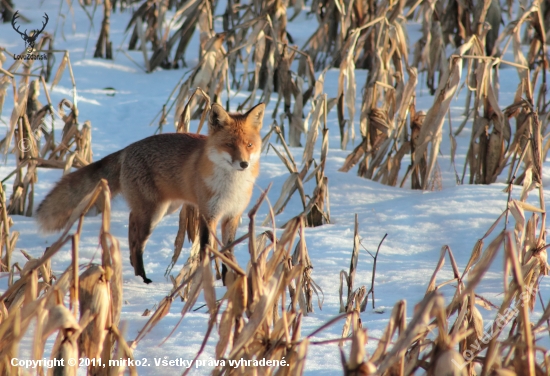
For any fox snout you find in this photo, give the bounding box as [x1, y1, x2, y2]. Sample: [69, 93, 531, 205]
[231, 159, 249, 171]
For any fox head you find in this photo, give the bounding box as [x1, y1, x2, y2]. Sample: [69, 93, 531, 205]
[208, 103, 265, 171]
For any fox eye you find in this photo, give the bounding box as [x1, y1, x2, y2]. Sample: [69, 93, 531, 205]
[247, 142, 253, 148]
[226, 143, 232, 148]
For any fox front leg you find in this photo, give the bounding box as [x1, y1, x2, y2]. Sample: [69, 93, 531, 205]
[199, 216, 218, 260]
[220, 215, 240, 286]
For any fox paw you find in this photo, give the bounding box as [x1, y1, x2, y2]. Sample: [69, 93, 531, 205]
[142, 276, 152, 284]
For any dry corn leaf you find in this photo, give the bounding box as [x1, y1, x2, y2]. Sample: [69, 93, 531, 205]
[78, 265, 109, 360]
[133, 296, 173, 347]
[414, 38, 475, 189]
[50, 52, 68, 91]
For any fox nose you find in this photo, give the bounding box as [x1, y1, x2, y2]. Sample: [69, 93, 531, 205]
[240, 161, 249, 169]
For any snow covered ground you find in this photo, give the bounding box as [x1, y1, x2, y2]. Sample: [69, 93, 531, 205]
[0, 1, 549, 375]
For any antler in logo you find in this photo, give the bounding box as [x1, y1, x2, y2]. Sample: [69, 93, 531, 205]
[12, 11, 49, 53]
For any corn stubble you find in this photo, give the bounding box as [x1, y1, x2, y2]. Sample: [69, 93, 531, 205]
[2, 0, 550, 375]
[0, 179, 126, 375]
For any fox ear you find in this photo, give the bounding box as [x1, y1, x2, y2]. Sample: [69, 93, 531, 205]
[209, 103, 230, 130]
[246, 103, 265, 129]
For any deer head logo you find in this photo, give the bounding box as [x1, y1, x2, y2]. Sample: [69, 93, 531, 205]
[12, 11, 49, 53]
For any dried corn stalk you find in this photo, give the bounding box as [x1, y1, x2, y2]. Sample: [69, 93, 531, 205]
[0, 179, 133, 374]
[0, 49, 91, 217]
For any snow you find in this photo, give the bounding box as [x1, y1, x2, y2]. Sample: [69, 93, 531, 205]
[0, 1, 548, 375]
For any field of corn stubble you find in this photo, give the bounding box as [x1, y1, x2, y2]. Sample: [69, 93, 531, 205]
[0, 0, 550, 374]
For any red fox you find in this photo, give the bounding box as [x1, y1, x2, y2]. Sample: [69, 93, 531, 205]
[36, 103, 265, 283]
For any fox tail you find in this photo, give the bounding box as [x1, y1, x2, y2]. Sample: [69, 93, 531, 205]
[36, 151, 123, 232]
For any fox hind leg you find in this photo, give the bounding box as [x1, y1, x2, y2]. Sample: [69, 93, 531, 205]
[128, 202, 168, 284]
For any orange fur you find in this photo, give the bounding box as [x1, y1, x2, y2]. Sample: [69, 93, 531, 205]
[36, 103, 265, 283]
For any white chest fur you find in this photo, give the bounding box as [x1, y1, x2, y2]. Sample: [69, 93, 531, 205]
[204, 166, 254, 218]
[204, 150, 256, 219]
